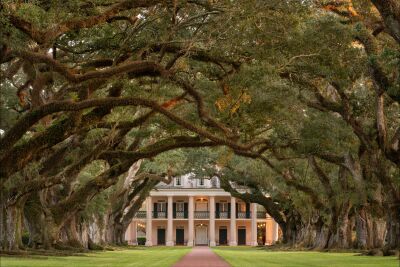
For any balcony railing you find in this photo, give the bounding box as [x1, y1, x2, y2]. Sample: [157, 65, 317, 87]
[257, 211, 266, 219]
[194, 211, 209, 219]
[134, 211, 146, 218]
[153, 211, 167, 218]
[237, 212, 250, 219]
[216, 211, 229, 219]
[136, 210, 263, 219]
[175, 211, 186, 219]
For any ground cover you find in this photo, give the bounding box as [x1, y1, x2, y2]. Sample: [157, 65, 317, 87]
[213, 247, 399, 267]
[1, 247, 190, 267]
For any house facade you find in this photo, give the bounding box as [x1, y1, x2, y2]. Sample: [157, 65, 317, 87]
[124, 175, 279, 246]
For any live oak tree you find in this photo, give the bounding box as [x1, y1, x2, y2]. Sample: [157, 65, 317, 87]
[0, 0, 398, 252]
[172, 0, 399, 250]
[0, 0, 254, 250]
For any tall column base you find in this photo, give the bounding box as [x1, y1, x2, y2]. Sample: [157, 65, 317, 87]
[166, 241, 174, 246]
[187, 241, 194, 246]
[229, 241, 237, 246]
[209, 241, 216, 246]
[145, 241, 153, 246]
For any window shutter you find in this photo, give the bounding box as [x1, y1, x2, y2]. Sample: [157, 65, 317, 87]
[173, 203, 176, 218]
[246, 203, 250, 218]
[153, 203, 158, 218]
[184, 203, 188, 218]
[228, 203, 231, 219]
[216, 203, 220, 218]
[236, 203, 239, 218]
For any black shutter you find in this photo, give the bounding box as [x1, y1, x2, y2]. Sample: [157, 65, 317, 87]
[184, 203, 188, 218]
[246, 203, 250, 218]
[228, 203, 231, 219]
[216, 203, 220, 218]
[173, 203, 176, 218]
[153, 203, 158, 218]
[236, 203, 239, 218]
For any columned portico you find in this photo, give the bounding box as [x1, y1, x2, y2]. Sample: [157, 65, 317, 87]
[166, 196, 174, 246]
[145, 196, 153, 246]
[188, 196, 194, 246]
[209, 196, 216, 246]
[128, 178, 281, 247]
[229, 197, 237, 246]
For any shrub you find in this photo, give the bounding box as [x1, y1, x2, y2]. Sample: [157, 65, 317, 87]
[137, 237, 146, 245]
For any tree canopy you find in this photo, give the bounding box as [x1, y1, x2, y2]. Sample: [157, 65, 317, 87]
[0, 0, 399, 252]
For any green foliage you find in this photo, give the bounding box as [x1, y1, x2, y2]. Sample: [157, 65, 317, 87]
[297, 112, 357, 155]
[137, 237, 146, 246]
[142, 149, 187, 176]
[0, 81, 20, 131]
[76, 161, 111, 219]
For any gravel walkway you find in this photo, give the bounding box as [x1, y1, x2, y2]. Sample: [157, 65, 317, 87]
[172, 246, 230, 267]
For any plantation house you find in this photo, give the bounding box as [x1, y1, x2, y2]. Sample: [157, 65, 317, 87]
[124, 175, 279, 246]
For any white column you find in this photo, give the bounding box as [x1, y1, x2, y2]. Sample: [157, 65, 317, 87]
[145, 197, 153, 246]
[187, 196, 194, 246]
[124, 223, 131, 243]
[251, 203, 258, 246]
[272, 219, 279, 243]
[229, 197, 237, 246]
[166, 196, 174, 246]
[265, 214, 273, 246]
[209, 196, 216, 246]
[131, 221, 137, 245]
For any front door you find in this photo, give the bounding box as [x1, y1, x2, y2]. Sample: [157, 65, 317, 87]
[176, 228, 184, 245]
[238, 228, 246, 245]
[157, 228, 165, 245]
[195, 225, 208, 245]
[219, 228, 227, 245]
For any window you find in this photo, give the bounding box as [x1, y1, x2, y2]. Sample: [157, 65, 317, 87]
[176, 202, 184, 212]
[211, 177, 218, 188]
[176, 177, 181, 186]
[238, 203, 245, 212]
[199, 177, 204, 186]
[157, 201, 166, 212]
[220, 202, 228, 212]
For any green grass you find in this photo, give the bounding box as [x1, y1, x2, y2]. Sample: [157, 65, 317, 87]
[213, 247, 399, 267]
[0, 247, 190, 267]
[2, 247, 399, 267]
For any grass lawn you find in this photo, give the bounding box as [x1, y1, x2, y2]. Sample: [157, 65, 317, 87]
[2, 247, 399, 267]
[213, 247, 399, 267]
[0, 247, 190, 267]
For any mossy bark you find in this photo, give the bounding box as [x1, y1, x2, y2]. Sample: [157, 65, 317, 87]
[355, 206, 374, 249]
[385, 204, 400, 249]
[105, 216, 127, 246]
[1, 202, 24, 250]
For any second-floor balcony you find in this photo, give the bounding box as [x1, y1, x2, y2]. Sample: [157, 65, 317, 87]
[174, 211, 187, 219]
[194, 211, 209, 219]
[134, 208, 267, 220]
[153, 211, 167, 218]
[145, 210, 252, 219]
[134, 211, 146, 218]
[217, 211, 229, 219]
[237, 211, 250, 219]
[257, 211, 267, 219]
